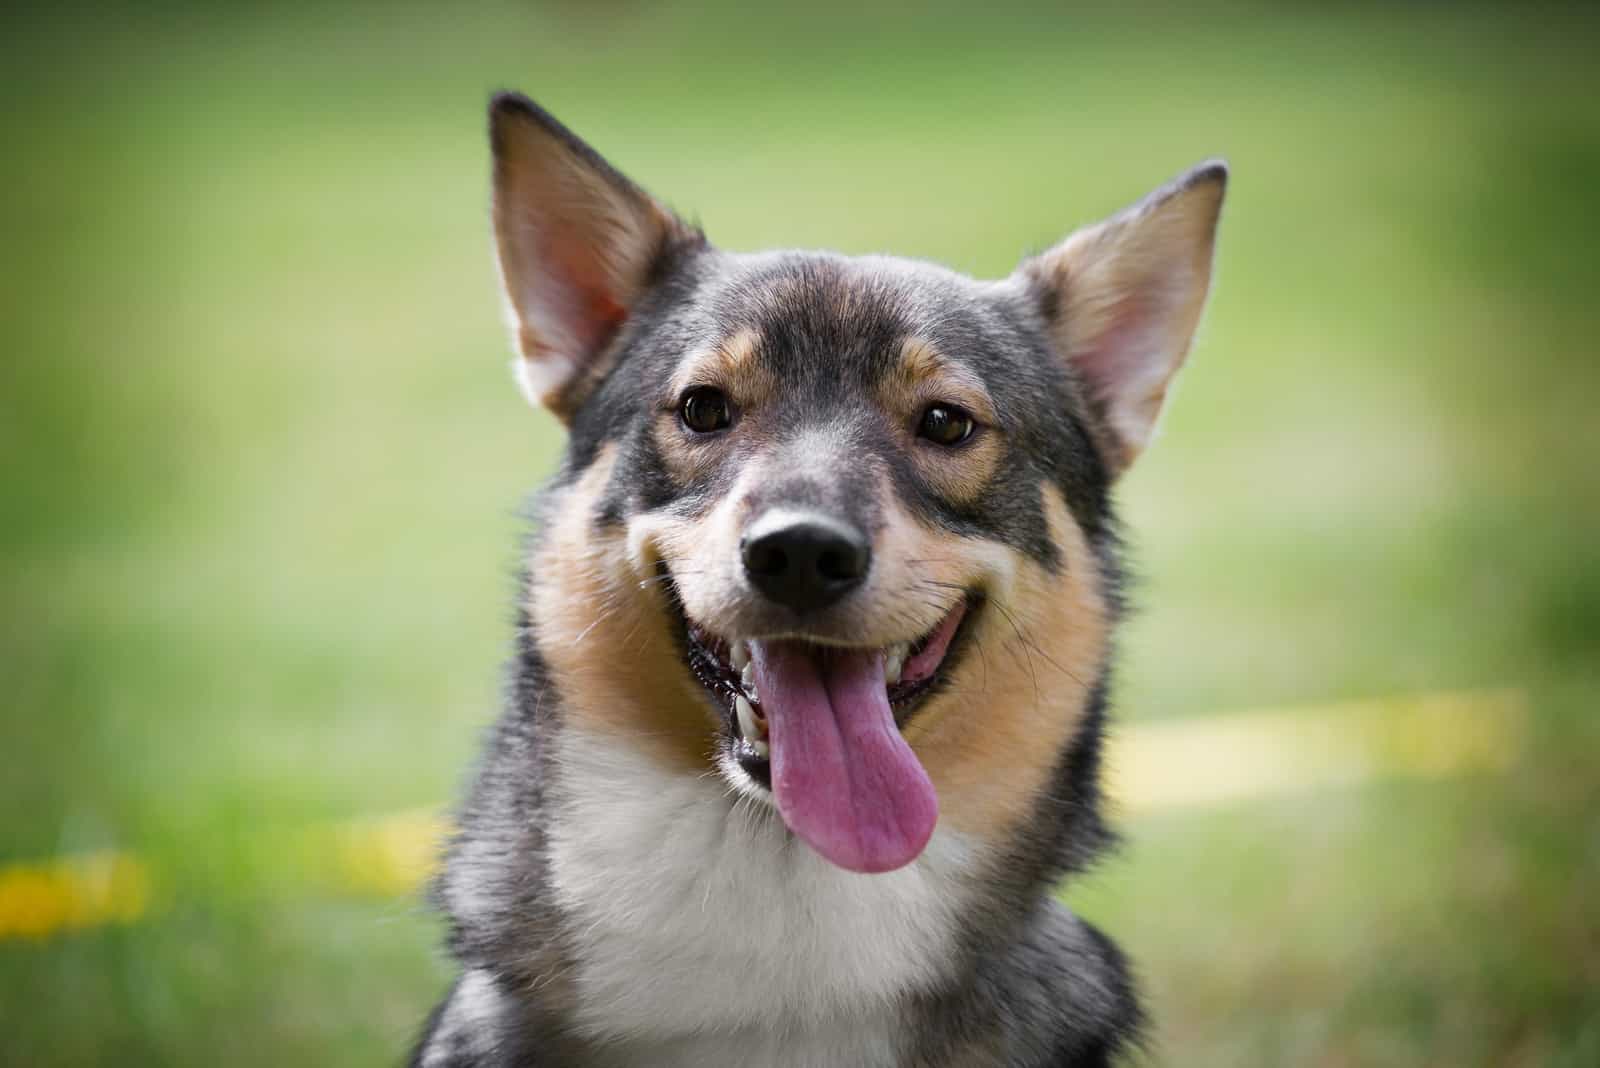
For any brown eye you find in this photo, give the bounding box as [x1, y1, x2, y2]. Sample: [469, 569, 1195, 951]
[680, 386, 732, 434]
[917, 403, 975, 446]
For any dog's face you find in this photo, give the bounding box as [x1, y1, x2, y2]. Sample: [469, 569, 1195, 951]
[491, 94, 1223, 874]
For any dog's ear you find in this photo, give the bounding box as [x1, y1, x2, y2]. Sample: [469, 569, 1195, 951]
[1018, 161, 1226, 477]
[490, 92, 702, 421]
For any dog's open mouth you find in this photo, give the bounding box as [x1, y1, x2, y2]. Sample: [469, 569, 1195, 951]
[684, 604, 971, 765]
[663, 570, 978, 873]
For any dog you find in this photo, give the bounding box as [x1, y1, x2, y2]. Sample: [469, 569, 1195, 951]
[411, 91, 1225, 1068]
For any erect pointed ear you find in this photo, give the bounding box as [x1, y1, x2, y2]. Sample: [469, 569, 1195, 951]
[489, 92, 703, 422]
[1017, 161, 1226, 477]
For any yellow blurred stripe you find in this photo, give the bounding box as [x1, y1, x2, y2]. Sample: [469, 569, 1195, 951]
[1106, 688, 1527, 814]
[329, 807, 450, 898]
[0, 689, 1528, 940]
[0, 851, 152, 940]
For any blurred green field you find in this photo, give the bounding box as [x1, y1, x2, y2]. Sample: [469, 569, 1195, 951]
[2, 2, 1598, 1064]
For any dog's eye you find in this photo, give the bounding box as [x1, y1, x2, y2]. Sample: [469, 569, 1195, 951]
[680, 387, 733, 434]
[917, 404, 975, 447]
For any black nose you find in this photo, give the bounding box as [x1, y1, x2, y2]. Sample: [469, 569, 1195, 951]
[741, 510, 871, 613]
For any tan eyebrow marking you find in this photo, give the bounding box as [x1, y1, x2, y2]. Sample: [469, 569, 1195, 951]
[899, 336, 946, 382]
[668, 328, 772, 404]
[890, 337, 997, 423]
[703, 327, 762, 380]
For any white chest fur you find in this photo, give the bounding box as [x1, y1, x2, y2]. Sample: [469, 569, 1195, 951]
[546, 728, 976, 1064]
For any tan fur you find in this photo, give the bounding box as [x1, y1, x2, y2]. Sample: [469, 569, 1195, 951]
[529, 446, 713, 772]
[898, 488, 1109, 840]
[879, 336, 1003, 507]
[667, 328, 773, 408]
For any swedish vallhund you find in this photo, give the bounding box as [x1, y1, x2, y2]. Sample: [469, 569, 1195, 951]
[413, 91, 1225, 1067]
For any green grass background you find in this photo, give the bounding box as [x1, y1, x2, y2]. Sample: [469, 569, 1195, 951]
[2, 1, 1598, 1063]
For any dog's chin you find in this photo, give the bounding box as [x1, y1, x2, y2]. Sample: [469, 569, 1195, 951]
[656, 566, 980, 792]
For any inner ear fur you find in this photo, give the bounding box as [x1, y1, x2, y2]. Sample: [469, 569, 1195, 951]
[1019, 161, 1226, 477]
[490, 92, 703, 421]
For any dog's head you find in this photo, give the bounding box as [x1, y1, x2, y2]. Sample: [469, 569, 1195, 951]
[492, 94, 1224, 874]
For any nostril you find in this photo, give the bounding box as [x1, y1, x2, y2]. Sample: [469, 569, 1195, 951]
[816, 548, 852, 582]
[748, 544, 788, 577]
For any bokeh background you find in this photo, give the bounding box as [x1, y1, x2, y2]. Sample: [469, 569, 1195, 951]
[3, 1, 1598, 1064]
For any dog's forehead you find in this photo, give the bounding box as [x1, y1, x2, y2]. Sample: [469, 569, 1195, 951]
[694, 251, 1001, 381]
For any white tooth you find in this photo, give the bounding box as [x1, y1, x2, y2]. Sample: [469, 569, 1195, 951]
[885, 642, 909, 686]
[752, 737, 770, 759]
[740, 661, 757, 697]
[736, 695, 766, 742]
[730, 640, 750, 672]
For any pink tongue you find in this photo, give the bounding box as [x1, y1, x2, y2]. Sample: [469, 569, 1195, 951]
[748, 641, 939, 873]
